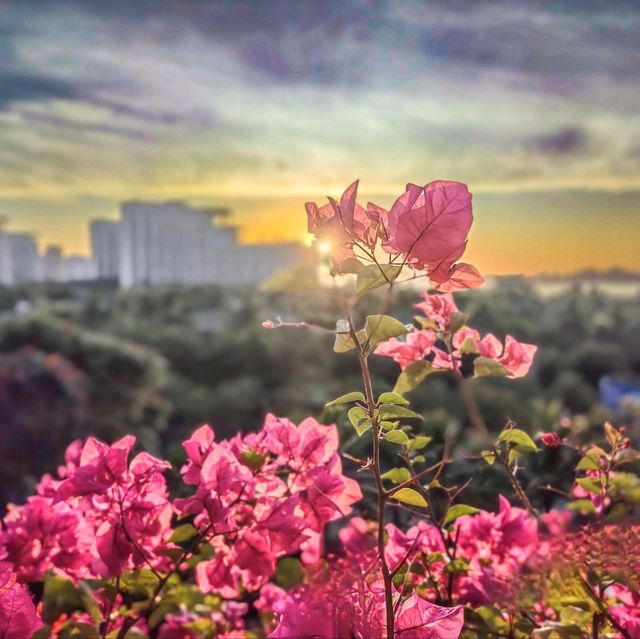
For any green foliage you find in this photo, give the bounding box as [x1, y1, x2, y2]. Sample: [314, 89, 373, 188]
[497, 427, 539, 453]
[356, 264, 402, 295]
[444, 504, 481, 526]
[381, 467, 412, 484]
[392, 487, 428, 507]
[326, 391, 366, 406]
[275, 557, 304, 590]
[348, 406, 373, 435]
[393, 360, 435, 395]
[362, 314, 408, 351]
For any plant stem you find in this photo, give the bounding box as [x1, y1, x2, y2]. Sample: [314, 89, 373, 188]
[347, 315, 395, 639]
[580, 576, 632, 639]
[495, 447, 539, 519]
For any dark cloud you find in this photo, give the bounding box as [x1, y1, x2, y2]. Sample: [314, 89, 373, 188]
[0, 72, 79, 107]
[19, 110, 153, 142]
[85, 96, 220, 129]
[527, 127, 587, 155]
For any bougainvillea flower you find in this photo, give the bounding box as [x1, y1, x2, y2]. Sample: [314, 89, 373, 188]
[433, 262, 484, 292]
[539, 432, 562, 447]
[384, 181, 475, 278]
[414, 292, 459, 330]
[374, 329, 437, 370]
[55, 435, 136, 499]
[305, 180, 372, 267]
[395, 595, 464, 639]
[497, 335, 537, 377]
[0, 561, 42, 638]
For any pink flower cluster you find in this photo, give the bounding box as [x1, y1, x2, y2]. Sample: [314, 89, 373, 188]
[375, 292, 537, 378]
[385, 496, 539, 607]
[174, 415, 362, 597]
[266, 528, 463, 639]
[0, 435, 172, 580]
[0, 561, 42, 638]
[306, 180, 483, 292]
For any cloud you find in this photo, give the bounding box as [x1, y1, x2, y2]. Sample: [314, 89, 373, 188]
[0, 71, 79, 107]
[0, 0, 639, 212]
[527, 126, 587, 155]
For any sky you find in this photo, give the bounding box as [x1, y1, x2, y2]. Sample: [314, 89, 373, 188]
[1, 0, 639, 275]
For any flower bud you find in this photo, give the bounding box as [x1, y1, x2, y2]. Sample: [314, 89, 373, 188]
[540, 432, 561, 448]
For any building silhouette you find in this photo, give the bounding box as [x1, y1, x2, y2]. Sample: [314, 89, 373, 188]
[118, 200, 304, 288]
[0, 201, 305, 287]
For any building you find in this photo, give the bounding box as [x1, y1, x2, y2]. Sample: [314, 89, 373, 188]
[9, 233, 38, 284]
[118, 200, 305, 288]
[0, 231, 12, 285]
[90, 220, 120, 280]
[61, 256, 97, 281]
[41, 245, 64, 282]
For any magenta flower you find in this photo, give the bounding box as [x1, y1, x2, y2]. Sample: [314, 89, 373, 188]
[0, 561, 42, 639]
[539, 432, 562, 448]
[384, 181, 479, 287]
[497, 335, 537, 377]
[177, 416, 362, 598]
[374, 329, 438, 370]
[414, 292, 459, 330]
[395, 595, 464, 639]
[305, 180, 371, 268]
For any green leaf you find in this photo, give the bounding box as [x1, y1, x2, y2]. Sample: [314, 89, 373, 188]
[498, 428, 539, 453]
[348, 406, 373, 436]
[409, 435, 432, 451]
[339, 257, 364, 274]
[381, 468, 412, 484]
[363, 315, 408, 350]
[474, 356, 509, 377]
[325, 391, 366, 407]
[415, 316, 438, 330]
[444, 504, 481, 526]
[380, 420, 398, 431]
[576, 476, 602, 495]
[42, 576, 83, 624]
[377, 392, 409, 406]
[604, 422, 619, 448]
[576, 446, 607, 471]
[240, 449, 267, 470]
[459, 336, 479, 354]
[65, 623, 100, 639]
[447, 312, 468, 334]
[444, 557, 470, 575]
[480, 450, 496, 465]
[169, 523, 198, 544]
[378, 404, 423, 421]
[508, 448, 522, 465]
[393, 360, 435, 395]
[532, 623, 586, 638]
[393, 487, 428, 508]
[567, 499, 596, 513]
[384, 430, 410, 446]
[275, 557, 303, 590]
[261, 265, 321, 292]
[356, 263, 402, 295]
[334, 329, 364, 353]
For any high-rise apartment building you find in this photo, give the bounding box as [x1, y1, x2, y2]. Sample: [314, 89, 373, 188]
[0, 231, 12, 285]
[9, 233, 38, 284]
[118, 200, 304, 288]
[90, 220, 120, 279]
[42, 245, 64, 281]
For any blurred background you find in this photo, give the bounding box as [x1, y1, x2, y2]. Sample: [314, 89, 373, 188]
[0, 0, 639, 510]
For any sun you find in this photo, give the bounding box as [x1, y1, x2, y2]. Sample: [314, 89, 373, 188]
[317, 240, 332, 255]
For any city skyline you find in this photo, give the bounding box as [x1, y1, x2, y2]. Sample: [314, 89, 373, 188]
[1, 1, 640, 275]
[0, 199, 305, 286]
